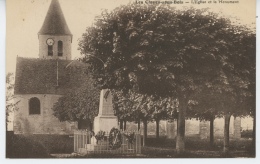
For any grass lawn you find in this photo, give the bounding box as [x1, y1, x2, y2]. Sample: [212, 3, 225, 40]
[6, 133, 255, 158]
[141, 137, 254, 158]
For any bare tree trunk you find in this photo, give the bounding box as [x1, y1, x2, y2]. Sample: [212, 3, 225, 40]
[137, 119, 140, 131]
[210, 115, 215, 147]
[156, 119, 160, 139]
[90, 122, 93, 131]
[223, 113, 231, 153]
[251, 114, 256, 155]
[123, 120, 127, 131]
[176, 97, 187, 154]
[143, 119, 147, 146]
[119, 120, 123, 130]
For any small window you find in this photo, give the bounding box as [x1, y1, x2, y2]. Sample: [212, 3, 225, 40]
[29, 97, 40, 115]
[58, 41, 63, 56]
[48, 45, 53, 56]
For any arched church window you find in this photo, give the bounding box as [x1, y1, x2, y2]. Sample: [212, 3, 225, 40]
[48, 45, 53, 56]
[58, 41, 63, 56]
[29, 97, 40, 115]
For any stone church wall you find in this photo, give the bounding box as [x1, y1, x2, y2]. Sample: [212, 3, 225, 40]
[14, 94, 76, 135]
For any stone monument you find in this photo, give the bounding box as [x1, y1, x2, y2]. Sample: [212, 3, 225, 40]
[93, 89, 118, 133]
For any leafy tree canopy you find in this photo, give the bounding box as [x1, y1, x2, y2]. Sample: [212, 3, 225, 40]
[79, 3, 255, 153]
[188, 32, 255, 120]
[52, 75, 100, 122]
[79, 4, 254, 100]
[6, 73, 19, 131]
[112, 89, 178, 122]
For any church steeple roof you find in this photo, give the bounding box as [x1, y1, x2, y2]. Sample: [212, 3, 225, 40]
[38, 0, 72, 36]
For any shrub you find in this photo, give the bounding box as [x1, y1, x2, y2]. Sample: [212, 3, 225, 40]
[241, 130, 253, 138]
[21, 134, 74, 154]
[7, 134, 74, 158]
[8, 135, 49, 158]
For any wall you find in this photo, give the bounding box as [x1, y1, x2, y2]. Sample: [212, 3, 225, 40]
[14, 94, 76, 134]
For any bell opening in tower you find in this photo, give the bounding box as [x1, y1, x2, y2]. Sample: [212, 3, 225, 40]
[48, 45, 53, 56]
[58, 41, 63, 56]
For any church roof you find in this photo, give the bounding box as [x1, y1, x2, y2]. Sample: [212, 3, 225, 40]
[38, 0, 72, 36]
[14, 57, 89, 95]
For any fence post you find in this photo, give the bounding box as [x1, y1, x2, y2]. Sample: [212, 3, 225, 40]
[74, 129, 142, 155]
[135, 131, 138, 154]
[75, 131, 78, 152]
[136, 131, 141, 154]
[77, 132, 80, 150]
[83, 131, 85, 149]
[74, 131, 76, 152]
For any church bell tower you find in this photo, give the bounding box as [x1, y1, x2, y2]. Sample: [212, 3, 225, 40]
[38, 0, 72, 60]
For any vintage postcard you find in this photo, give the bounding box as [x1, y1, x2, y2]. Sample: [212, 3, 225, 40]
[5, 0, 256, 159]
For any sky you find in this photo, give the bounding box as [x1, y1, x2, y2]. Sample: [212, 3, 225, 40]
[5, 0, 256, 74]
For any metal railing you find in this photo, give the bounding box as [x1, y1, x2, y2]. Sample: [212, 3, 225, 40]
[74, 130, 141, 155]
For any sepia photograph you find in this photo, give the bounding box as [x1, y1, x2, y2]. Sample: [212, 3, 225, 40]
[4, 0, 256, 159]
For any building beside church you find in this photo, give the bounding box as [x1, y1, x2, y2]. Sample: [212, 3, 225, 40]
[13, 0, 87, 134]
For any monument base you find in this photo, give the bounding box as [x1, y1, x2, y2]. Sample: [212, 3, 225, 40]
[94, 115, 118, 134]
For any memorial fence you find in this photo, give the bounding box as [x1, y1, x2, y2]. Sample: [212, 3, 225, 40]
[74, 130, 142, 155]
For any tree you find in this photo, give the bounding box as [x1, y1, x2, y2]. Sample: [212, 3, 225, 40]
[248, 71, 256, 155]
[6, 73, 19, 131]
[219, 30, 255, 153]
[79, 4, 255, 153]
[52, 74, 100, 129]
[112, 89, 137, 130]
[232, 31, 255, 153]
[187, 93, 219, 147]
[188, 44, 256, 152]
[112, 89, 177, 145]
[188, 89, 240, 150]
[113, 90, 150, 146]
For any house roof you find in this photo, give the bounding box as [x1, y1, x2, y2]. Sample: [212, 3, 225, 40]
[38, 0, 72, 36]
[14, 57, 89, 95]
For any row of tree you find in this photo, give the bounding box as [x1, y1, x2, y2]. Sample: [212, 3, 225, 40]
[112, 89, 177, 141]
[4, 2, 254, 157]
[77, 3, 255, 154]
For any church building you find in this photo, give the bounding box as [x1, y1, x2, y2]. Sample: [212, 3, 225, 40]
[14, 0, 87, 134]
